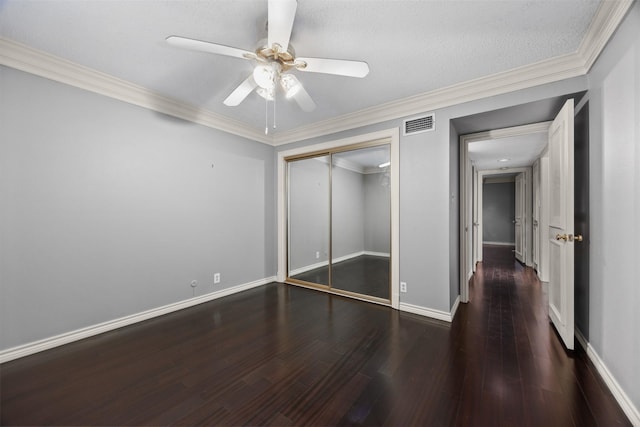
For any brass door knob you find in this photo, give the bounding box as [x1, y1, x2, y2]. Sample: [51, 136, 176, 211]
[574, 234, 583, 242]
[556, 234, 568, 241]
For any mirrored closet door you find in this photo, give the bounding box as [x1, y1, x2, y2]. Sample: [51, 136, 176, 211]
[287, 143, 391, 303]
[287, 155, 331, 286]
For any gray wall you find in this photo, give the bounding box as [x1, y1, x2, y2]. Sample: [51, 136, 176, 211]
[482, 182, 516, 244]
[585, 1, 640, 412]
[0, 66, 277, 351]
[363, 172, 391, 254]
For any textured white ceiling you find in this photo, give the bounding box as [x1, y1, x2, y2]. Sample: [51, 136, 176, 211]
[468, 133, 548, 170]
[334, 145, 390, 170]
[0, 0, 601, 133]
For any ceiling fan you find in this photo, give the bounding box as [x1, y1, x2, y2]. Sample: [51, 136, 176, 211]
[166, 0, 369, 117]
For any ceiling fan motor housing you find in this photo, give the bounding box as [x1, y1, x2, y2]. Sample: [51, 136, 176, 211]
[255, 39, 300, 71]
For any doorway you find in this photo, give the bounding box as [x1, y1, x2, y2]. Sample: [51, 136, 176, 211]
[460, 122, 550, 302]
[482, 174, 517, 249]
[474, 167, 534, 269]
[459, 98, 581, 351]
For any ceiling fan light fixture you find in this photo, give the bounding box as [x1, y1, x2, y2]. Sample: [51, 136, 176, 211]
[253, 63, 280, 89]
[280, 73, 301, 99]
[256, 86, 275, 101]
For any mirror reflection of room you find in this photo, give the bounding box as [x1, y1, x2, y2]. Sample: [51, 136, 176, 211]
[331, 146, 390, 300]
[287, 144, 391, 301]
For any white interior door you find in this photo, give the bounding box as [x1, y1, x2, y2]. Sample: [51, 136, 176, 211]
[514, 173, 525, 262]
[548, 99, 575, 350]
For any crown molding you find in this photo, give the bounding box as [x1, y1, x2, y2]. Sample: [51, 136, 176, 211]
[309, 155, 364, 174]
[0, 38, 272, 145]
[363, 167, 386, 175]
[273, 52, 586, 145]
[578, 0, 634, 72]
[0, 1, 631, 147]
[332, 157, 364, 174]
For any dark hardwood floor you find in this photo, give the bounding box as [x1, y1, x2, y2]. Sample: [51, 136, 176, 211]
[0, 246, 630, 426]
[292, 255, 390, 300]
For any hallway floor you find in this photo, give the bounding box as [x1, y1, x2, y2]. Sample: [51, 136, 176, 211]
[457, 244, 630, 426]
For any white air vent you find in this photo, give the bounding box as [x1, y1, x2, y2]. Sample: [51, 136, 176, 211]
[403, 113, 435, 135]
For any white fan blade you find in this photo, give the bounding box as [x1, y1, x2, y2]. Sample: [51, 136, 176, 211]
[224, 75, 258, 106]
[166, 36, 255, 60]
[283, 74, 316, 112]
[268, 0, 297, 52]
[296, 57, 370, 78]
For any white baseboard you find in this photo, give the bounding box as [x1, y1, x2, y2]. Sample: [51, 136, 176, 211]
[399, 302, 454, 323]
[0, 276, 275, 364]
[289, 260, 329, 276]
[289, 251, 362, 276]
[290, 251, 389, 276]
[575, 329, 640, 426]
[575, 328, 588, 350]
[483, 241, 516, 246]
[450, 295, 461, 320]
[332, 251, 364, 263]
[363, 251, 391, 257]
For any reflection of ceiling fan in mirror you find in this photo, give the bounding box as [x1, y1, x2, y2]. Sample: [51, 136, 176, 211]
[166, 0, 369, 121]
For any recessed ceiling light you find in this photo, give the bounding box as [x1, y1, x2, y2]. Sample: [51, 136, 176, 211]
[498, 158, 510, 162]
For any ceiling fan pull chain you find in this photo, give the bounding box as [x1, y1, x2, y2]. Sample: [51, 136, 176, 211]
[273, 90, 277, 130]
[265, 96, 269, 135]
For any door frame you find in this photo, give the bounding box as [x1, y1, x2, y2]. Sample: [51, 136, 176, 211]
[532, 153, 551, 283]
[460, 122, 551, 303]
[532, 159, 541, 270]
[514, 171, 526, 263]
[276, 128, 400, 309]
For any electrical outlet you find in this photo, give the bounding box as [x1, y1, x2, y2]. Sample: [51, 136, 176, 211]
[214, 273, 221, 284]
[315, 251, 320, 259]
[400, 282, 407, 293]
[190, 280, 198, 288]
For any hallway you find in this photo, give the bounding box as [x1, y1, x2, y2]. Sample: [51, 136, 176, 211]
[457, 245, 629, 425]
